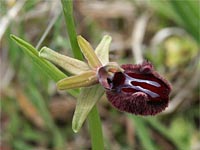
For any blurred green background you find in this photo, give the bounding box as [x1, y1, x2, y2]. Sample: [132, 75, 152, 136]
[0, 0, 199, 150]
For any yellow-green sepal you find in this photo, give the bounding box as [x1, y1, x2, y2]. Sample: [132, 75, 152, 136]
[95, 35, 112, 65]
[77, 36, 102, 68]
[57, 71, 98, 90]
[39, 47, 90, 75]
[72, 85, 104, 133]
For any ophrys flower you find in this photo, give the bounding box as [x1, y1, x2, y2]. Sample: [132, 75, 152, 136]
[39, 35, 172, 132]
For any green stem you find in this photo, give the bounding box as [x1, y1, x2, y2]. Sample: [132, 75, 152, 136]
[60, 0, 104, 149]
[61, 0, 83, 60]
[88, 106, 104, 150]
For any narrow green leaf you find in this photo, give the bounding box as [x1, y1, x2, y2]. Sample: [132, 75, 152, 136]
[169, 1, 199, 42]
[10, 35, 65, 149]
[77, 35, 102, 68]
[150, 0, 199, 43]
[72, 85, 104, 133]
[129, 116, 157, 150]
[57, 71, 98, 90]
[150, 0, 183, 25]
[145, 117, 185, 150]
[39, 47, 90, 75]
[95, 35, 112, 65]
[10, 34, 78, 97]
[10, 35, 38, 56]
[10, 34, 64, 81]
[28, 85, 64, 149]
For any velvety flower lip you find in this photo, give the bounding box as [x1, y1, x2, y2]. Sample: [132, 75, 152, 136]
[99, 61, 172, 115]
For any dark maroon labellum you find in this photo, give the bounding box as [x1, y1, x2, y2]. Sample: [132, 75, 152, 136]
[98, 61, 172, 115]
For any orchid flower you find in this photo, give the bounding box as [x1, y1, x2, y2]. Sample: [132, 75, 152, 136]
[39, 35, 172, 132]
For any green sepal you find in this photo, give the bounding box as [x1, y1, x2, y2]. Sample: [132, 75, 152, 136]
[57, 71, 98, 90]
[77, 36, 102, 68]
[72, 85, 104, 133]
[95, 35, 112, 65]
[39, 47, 90, 75]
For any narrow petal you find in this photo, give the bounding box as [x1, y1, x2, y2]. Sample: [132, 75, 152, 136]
[95, 35, 112, 65]
[39, 47, 90, 75]
[77, 36, 102, 68]
[98, 62, 124, 89]
[72, 85, 104, 132]
[57, 71, 98, 90]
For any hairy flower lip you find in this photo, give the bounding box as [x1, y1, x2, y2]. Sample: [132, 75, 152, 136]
[104, 61, 172, 115]
[106, 90, 169, 115]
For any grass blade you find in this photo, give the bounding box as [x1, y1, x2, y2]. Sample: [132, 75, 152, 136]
[169, 0, 199, 42]
[145, 117, 185, 150]
[28, 85, 64, 149]
[129, 116, 157, 150]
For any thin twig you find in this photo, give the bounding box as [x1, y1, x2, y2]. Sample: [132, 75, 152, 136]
[36, 3, 61, 49]
[0, 0, 26, 41]
[131, 14, 149, 64]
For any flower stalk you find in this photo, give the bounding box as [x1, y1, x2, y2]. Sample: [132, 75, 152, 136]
[60, 1, 105, 149]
